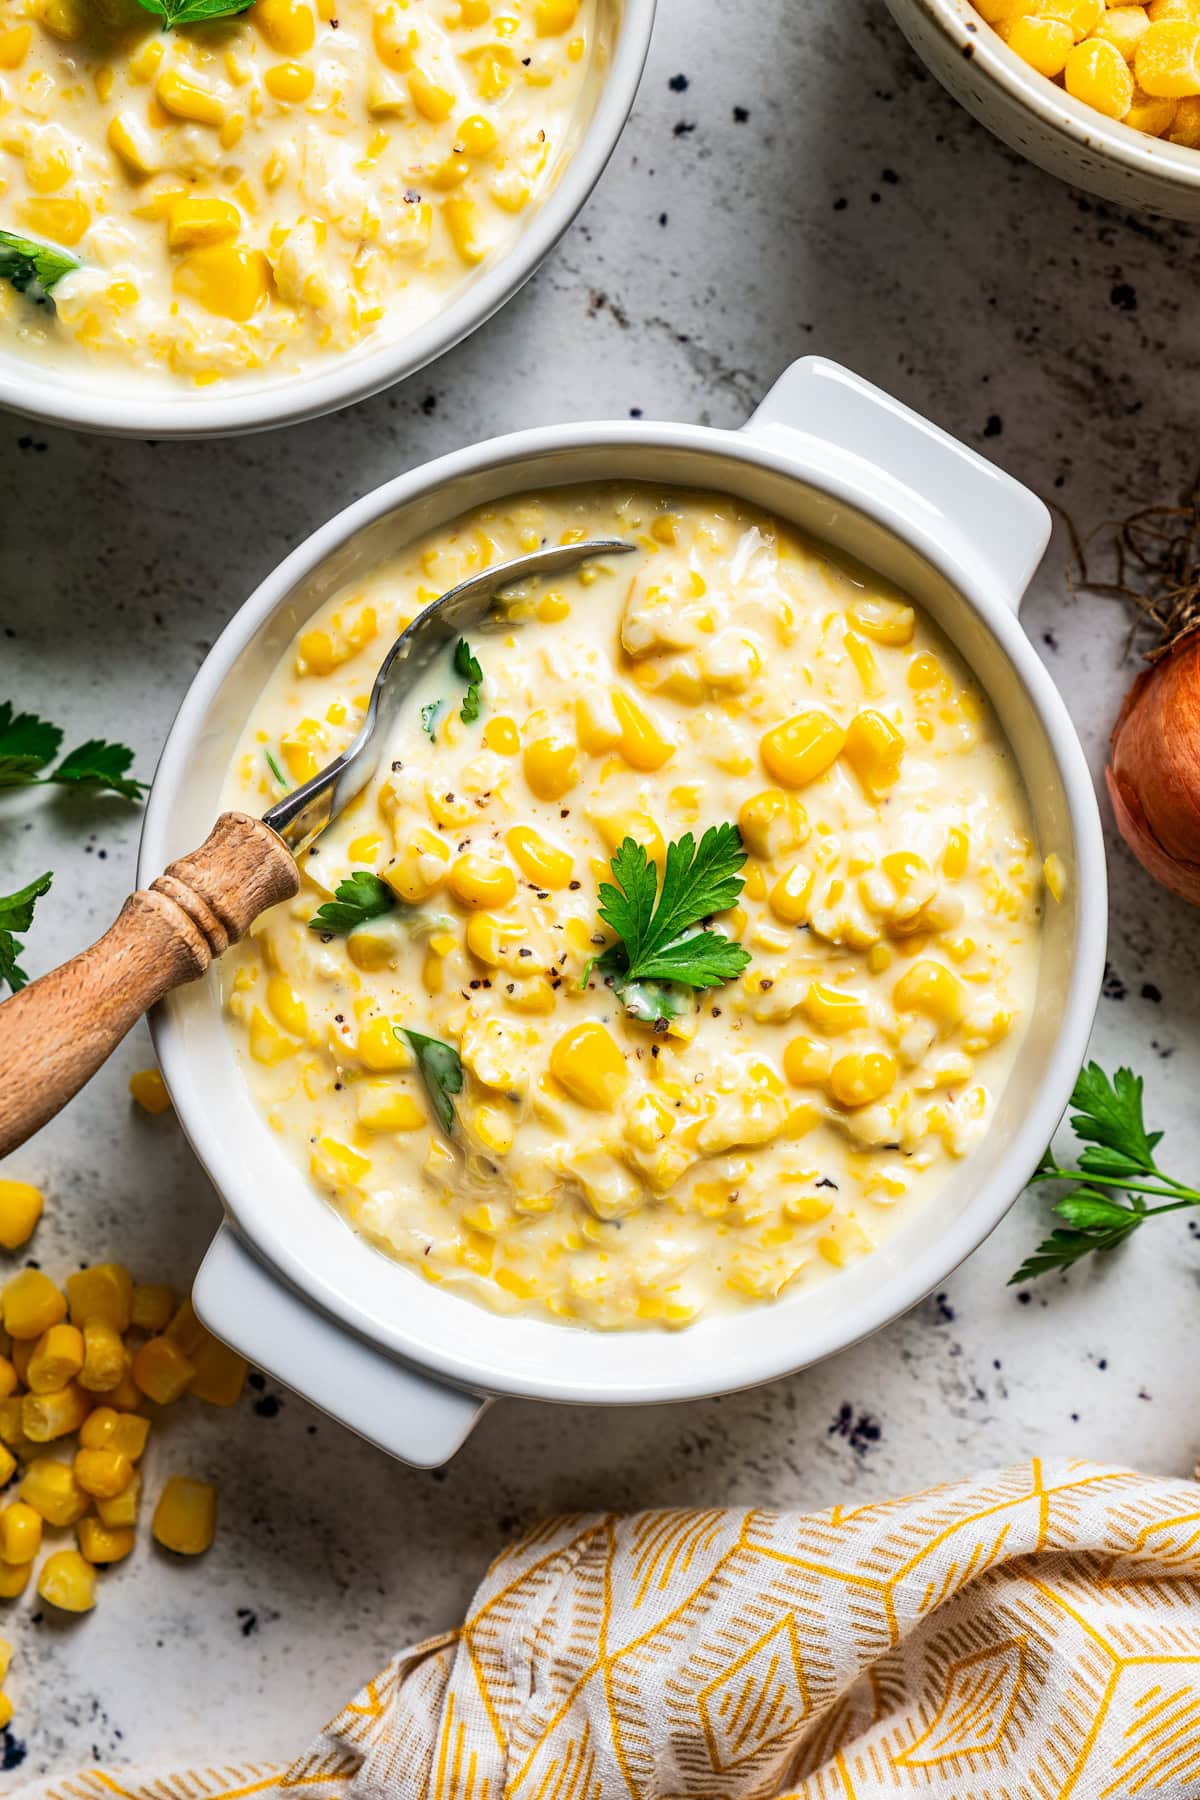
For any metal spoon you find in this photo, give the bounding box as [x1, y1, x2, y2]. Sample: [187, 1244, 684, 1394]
[0, 538, 634, 1156]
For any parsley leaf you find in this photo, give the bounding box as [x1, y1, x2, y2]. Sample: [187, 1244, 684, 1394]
[420, 700, 443, 742]
[589, 825, 752, 1025]
[308, 871, 395, 936]
[1011, 1061, 1200, 1285]
[0, 871, 52, 995]
[0, 231, 78, 309]
[0, 703, 61, 786]
[0, 702, 146, 799]
[401, 1029, 463, 1135]
[132, 0, 255, 28]
[454, 639, 483, 724]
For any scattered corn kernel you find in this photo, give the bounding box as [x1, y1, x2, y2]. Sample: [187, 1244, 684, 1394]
[153, 1476, 217, 1555]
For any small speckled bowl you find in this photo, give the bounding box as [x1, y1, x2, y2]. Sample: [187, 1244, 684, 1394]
[885, 0, 1200, 219]
[141, 357, 1107, 1468]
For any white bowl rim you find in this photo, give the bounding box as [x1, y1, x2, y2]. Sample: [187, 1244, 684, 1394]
[143, 410, 1107, 1405]
[909, 0, 1200, 187]
[0, 0, 656, 440]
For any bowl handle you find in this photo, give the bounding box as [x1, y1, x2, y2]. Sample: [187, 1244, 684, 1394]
[192, 1223, 489, 1468]
[741, 356, 1051, 611]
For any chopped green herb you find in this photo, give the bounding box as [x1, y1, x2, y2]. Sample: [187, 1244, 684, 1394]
[1011, 1062, 1199, 1284]
[0, 703, 146, 799]
[454, 638, 483, 723]
[132, 0, 254, 27]
[420, 700, 443, 742]
[265, 749, 290, 790]
[308, 870, 395, 936]
[0, 871, 52, 996]
[0, 231, 78, 309]
[401, 1028, 463, 1135]
[586, 824, 752, 1026]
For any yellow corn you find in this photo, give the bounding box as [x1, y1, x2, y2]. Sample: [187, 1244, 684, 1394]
[35, 0, 85, 39]
[18, 197, 89, 245]
[174, 244, 270, 322]
[249, 1007, 297, 1066]
[0, 1503, 41, 1565]
[0, 1180, 43, 1250]
[80, 1407, 150, 1460]
[1136, 17, 1200, 93]
[803, 983, 868, 1035]
[96, 1467, 141, 1529]
[356, 1015, 410, 1071]
[153, 1476, 217, 1555]
[188, 1338, 249, 1408]
[828, 1052, 897, 1109]
[1008, 13, 1075, 74]
[592, 810, 665, 867]
[1044, 852, 1068, 902]
[74, 1447, 133, 1499]
[893, 960, 966, 1031]
[408, 68, 456, 120]
[506, 825, 573, 888]
[0, 25, 33, 67]
[131, 1337, 194, 1406]
[79, 1321, 127, 1393]
[447, 853, 517, 909]
[482, 715, 520, 755]
[782, 1035, 832, 1087]
[108, 113, 159, 178]
[456, 112, 498, 155]
[265, 59, 315, 101]
[77, 1517, 136, 1565]
[157, 68, 226, 126]
[26, 1323, 84, 1394]
[611, 688, 675, 771]
[129, 1068, 172, 1114]
[167, 197, 242, 250]
[536, 0, 578, 31]
[254, 0, 315, 54]
[760, 712, 846, 789]
[0, 1360, 15, 1404]
[383, 828, 450, 903]
[0, 1563, 30, 1599]
[20, 1457, 89, 1526]
[38, 1548, 96, 1613]
[549, 1022, 628, 1110]
[1065, 34, 1135, 110]
[3, 1270, 66, 1341]
[737, 789, 808, 861]
[67, 1264, 132, 1332]
[843, 710, 904, 799]
[523, 735, 577, 800]
[942, 827, 969, 881]
[23, 1383, 90, 1443]
[265, 975, 308, 1037]
[768, 861, 815, 926]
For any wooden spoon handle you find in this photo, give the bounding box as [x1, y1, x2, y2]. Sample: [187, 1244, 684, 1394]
[0, 813, 298, 1159]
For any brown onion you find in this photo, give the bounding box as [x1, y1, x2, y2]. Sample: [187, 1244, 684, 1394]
[1107, 625, 1200, 904]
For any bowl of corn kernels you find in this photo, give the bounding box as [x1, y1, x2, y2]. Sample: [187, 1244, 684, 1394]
[885, 0, 1200, 218]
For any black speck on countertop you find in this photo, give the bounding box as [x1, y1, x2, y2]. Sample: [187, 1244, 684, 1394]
[1103, 961, 1127, 1001]
[667, 72, 688, 91]
[1142, 983, 1162, 1003]
[673, 120, 696, 137]
[1111, 283, 1137, 311]
[254, 1394, 282, 1419]
[829, 1403, 883, 1456]
[733, 105, 749, 122]
[983, 414, 1003, 438]
[2, 1732, 26, 1770]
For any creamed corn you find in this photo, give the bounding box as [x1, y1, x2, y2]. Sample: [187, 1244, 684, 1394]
[222, 485, 1046, 1330]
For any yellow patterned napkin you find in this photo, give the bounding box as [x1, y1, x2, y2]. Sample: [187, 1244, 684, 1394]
[19, 1460, 1200, 1799]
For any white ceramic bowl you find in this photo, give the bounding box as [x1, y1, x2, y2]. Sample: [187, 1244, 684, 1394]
[885, 0, 1200, 219]
[140, 355, 1107, 1466]
[0, 0, 654, 440]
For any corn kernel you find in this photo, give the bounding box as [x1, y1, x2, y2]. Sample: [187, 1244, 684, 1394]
[132, 1337, 194, 1406]
[108, 112, 159, 178]
[80, 1408, 150, 1460]
[760, 712, 846, 789]
[167, 196, 242, 250]
[254, 0, 315, 54]
[482, 715, 519, 755]
[67, 1265, 132, 1332]
[456, 112, 498, 155]
[1044, 851, 1068, 902]
[265, 60, 315, 102]
[782, 1035, 832, 1087]
[38, 1548, 96, 1612]
[153, 1476, 217, 1555]
[0, 1563, 30, 1599]
[448, 853, 517, 909]
[408, 68, 456, 120]
[189, 1337, 248, 1407]
[0, 1361, 16, 1404]
[524, 735, 577, 800]
[536, 0, 578, 31]
[3, 1270, 66, 1341]
[174, 244, 270, 322]
[79, 1321, 128, 1393]
[1065, 34, 1135, 111]
[0, 1181, 42, 1251]
[18, 197, 89, 245]
[0, 25, 33, 67]
[768, 861, 815, 926]
[26, 1323, 84, 1394]
[355, 1015, 410, 1071]
[77, 1517, 136, 1564]
[96, 1467, 141, 1529]
[20, 1457, 88, 1526]
[828, 1052, 897, 1109]
[1009, 13, 1075, 74]
[1136, 17, 1200, 92]
[803, 983, 868, 1035]
[610, 688, 675, 771]
[23, 1383, 90, 1443]
[383, 828, 451, 903]
[737, 789, 808, 861]
[0, 1504, 41, 1565]
[843, 710, 905, 799]
[506, 825, 573, 888]
[893, 959, 966, 1031]
[129, 1068, 171, 1115]
[74, 1447, 133, 1499]
[549, 1022, 628, 1110]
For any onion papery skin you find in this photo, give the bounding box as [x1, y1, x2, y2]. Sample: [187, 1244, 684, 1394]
[1106, 627, 1200, 906]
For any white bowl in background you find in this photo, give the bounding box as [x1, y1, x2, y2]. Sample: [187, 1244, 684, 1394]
[140, 355, 1107, 1467]
[0, 0, 654, 440]
[885, 0, 1200, 219]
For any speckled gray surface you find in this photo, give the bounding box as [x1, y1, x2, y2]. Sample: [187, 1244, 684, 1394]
[2, 0, 1200, 1778]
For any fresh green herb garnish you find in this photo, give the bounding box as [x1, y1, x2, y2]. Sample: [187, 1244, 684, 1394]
[0, 871, 52, 996]
[401, 1028, 463, 1135]
[0, 231, 78, 309]
[0, 703, 146, 799]
[131, 0, 254, 28]
[454, 638, 483, 723]
[308, 870, 395, 936]
[265, 749, 290, 790]
[420, 700, 443, 742]
[585, 824, 752, 1025]
[1010, 1062, 1199, 1284]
